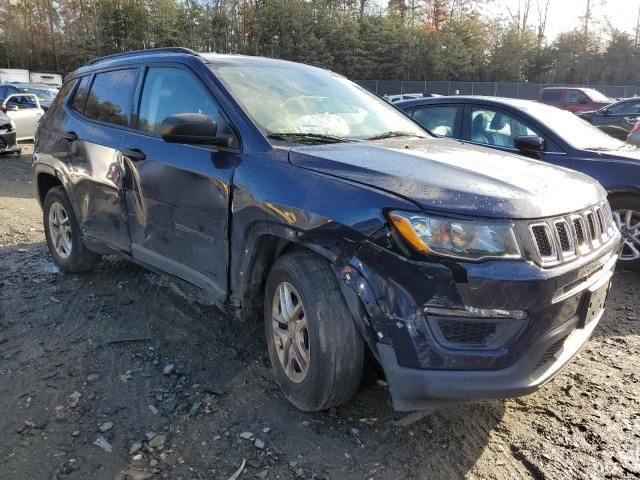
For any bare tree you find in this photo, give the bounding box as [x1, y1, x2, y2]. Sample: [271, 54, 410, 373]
[507, 0, 532, 33]
[536, 0, 551, 49]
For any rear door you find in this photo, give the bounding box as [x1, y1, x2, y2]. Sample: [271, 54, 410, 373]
[64, 67, 140, 252]
[564, 90, 591, 112]
[119, 64, 239, 300]
[405, 104, 462, 138]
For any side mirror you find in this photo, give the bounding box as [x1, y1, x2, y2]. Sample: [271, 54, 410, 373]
[514, 135, 544, 153]
[578, 98, 589, 105]
[2, 104, 19, 113]
[160, 113, 233, 147]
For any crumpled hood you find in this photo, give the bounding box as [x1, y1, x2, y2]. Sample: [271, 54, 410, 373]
[288, 137, 606, 219]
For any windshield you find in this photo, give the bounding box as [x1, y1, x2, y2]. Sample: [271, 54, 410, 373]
[19, 87, 58, 102]
[517, 101, 626, 150]
[583, 88, 610, 103]
[210, 62, 427, 141]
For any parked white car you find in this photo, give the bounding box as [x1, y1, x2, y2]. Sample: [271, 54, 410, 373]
[1, 93, 44, 141]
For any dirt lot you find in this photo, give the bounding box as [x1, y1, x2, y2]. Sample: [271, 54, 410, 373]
[1, 146, 639, 480]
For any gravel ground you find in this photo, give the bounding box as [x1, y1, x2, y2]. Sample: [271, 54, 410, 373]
[1, 146, 639, 480]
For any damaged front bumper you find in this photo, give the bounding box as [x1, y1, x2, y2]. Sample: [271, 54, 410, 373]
[339, 236, 619, 411]
[0, 127, 19, 154]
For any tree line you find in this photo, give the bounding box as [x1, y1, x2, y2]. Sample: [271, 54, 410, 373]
[2, 0, 640, 85]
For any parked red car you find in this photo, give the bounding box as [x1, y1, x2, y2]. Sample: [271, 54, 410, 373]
[539, 87, 612, 113]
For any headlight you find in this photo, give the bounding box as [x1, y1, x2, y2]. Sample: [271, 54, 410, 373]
[388, 211, 521, 261]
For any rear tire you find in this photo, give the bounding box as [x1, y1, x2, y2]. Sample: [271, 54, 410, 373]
[610, 194, 640, 271]
[43, 186, 100, 272]
[264, 251, 364, 411]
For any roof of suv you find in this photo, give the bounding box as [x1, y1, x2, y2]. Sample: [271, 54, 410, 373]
[74, 48, 327, 77]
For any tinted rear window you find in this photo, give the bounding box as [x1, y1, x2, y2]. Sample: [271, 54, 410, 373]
[83, 69, 138, 126]
[71, 76, 91, 113]
[541, 90, 563, 102]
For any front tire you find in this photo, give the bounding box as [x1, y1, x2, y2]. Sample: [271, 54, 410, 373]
[43, 186, 100, 272]
[264, 251, 364, 411]
[610, 195, 640, 271]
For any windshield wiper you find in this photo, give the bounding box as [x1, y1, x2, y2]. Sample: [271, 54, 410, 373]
[584, 146, 611, 151]
[366, 131, 426, 140]
[267, 132, 350, 144]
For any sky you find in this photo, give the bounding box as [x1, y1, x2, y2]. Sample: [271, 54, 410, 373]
[482, 0, 640, 39]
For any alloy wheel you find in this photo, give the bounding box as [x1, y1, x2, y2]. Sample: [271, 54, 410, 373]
[271, 281, 310, 383]
[613, 209, 640, 261]
[49, 201, 73, 259]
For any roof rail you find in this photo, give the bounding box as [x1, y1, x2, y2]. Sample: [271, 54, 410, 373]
[87, 47, 201, 65]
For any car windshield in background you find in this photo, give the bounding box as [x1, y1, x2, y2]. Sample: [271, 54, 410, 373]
[583, 88, 611, 103]
[31, 89, 58, 102]
[210, 63, 427, 141]
[19, 87, 58, 102]
[520, 102, 626, 150]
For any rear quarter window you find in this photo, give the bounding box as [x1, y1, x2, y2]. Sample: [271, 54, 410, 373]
[70, 76, 91, 113]
[541, 90, 563, 102]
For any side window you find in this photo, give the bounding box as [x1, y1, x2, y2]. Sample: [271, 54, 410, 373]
[541, 90, 562, 102]
[0, 86, 6, 98]
[565, 91, 587, 104]
[470, 107, 541, 149]
[70, 76, 91, 113]
[84, 69, 138, 126]
[410, 106, 458, 137]
[608, 101, 640, 115]
[138, 67, 225, 136]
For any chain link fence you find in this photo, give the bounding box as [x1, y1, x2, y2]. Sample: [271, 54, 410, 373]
[355, 80, 640, 100]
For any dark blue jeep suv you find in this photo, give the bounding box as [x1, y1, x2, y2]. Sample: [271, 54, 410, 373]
[33, 48, 620, 412]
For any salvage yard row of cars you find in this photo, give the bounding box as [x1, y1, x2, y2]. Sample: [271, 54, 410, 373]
[29, 48, 633, 414]
[0, 82, 58, 154]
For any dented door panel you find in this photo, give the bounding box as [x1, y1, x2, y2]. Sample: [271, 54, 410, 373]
[120, 131, 236, 300]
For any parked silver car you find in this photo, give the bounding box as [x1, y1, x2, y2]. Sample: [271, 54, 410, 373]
[1, 93, 44, 141]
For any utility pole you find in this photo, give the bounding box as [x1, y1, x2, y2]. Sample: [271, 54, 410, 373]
[584, 0, 591, 36]
[635, 1, 640, 47]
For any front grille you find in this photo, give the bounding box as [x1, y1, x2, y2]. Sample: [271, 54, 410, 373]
[438, 319, 497, 345]
[528, 202, 615, 266]
[531, 225, 554, 257]
[555, 220, 572, 253]
[534, 336, 567, 371]
[573, 218, 586, 245]
[586, 212, 596, 239]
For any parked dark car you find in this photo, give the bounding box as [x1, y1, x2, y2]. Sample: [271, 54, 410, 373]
[577, 97, 640, 140]
[539, 87, 612, 113]
[397, 96, 640, 269]
[0, 110, 20, 155]
[34, 48, 619, 412]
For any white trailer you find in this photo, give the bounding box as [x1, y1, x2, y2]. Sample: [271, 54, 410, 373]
[29, 72, 63, 86]
[0, 69, 30, 84]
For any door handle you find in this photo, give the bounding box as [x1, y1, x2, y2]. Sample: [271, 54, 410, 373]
[62, 130, 78, 142]
[120, 147, 146, 161]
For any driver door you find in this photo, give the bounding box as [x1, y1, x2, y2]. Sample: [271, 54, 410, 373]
[2, 93, 44, 140]
[119, 65, 239, 301]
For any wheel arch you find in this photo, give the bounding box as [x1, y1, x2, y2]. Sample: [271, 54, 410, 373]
[35, 168, 64, 207]
[230, 224, 344, 322]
